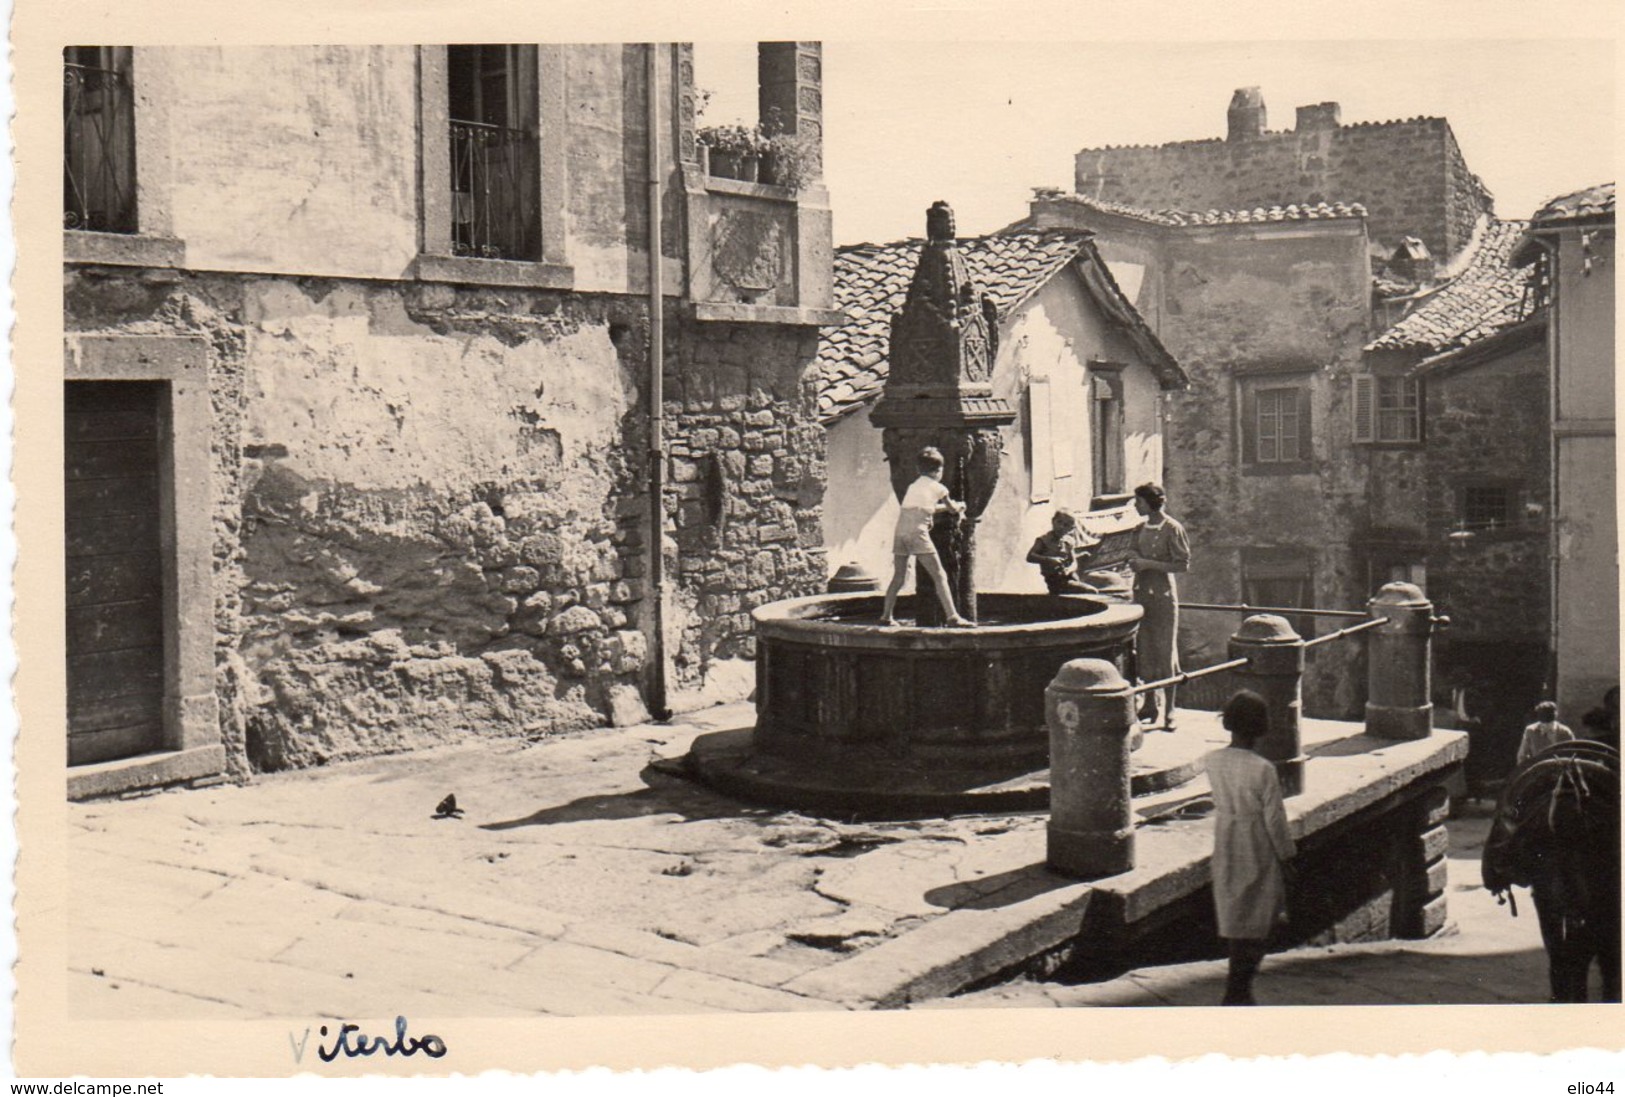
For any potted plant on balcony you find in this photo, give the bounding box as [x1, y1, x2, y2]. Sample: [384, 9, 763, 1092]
[698, 123, 767, 183]
[759, 107, 817, 191]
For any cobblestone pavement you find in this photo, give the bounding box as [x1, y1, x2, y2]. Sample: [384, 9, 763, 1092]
[65, 704, 1561, 1019]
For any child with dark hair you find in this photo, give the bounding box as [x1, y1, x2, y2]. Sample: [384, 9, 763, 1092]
[1027, 509, 1100, 594]
[1206, 690, 1296, 1005]
[880, 447, 972, 628]
[1518, 700, 1576, 765]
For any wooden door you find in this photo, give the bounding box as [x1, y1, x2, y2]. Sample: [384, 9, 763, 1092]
[65, 381, 166, 765]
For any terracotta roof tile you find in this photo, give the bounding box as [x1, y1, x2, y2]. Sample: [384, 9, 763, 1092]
[815, 228, 1094, 422]
[1367, 219, 1534, 353]
[1050, 193, 1367, 227]
[1530, 182, 1615, 225]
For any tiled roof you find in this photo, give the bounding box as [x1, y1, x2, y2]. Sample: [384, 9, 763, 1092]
[1367, 219, 1534, 353]
[1530, 182, 1615, 226]
[818, 229, 1086, 423]
[817, 228, 1181, 423]
[1049, 193, 1367, 227]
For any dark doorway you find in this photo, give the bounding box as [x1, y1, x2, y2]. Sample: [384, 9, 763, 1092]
[65, 380, 166, 765]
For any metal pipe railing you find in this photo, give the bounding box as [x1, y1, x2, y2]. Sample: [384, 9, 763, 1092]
[1302, 616, 1386, 649]
[1132, 656, 1250, 696]
[1180, 601, 1368, 620]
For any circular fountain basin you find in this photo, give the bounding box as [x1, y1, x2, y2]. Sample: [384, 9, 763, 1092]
[751, 591, 1141, 775]
[682, 591, 1146, 816]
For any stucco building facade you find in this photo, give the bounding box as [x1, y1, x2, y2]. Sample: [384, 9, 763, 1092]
[62, 43, 840, 796]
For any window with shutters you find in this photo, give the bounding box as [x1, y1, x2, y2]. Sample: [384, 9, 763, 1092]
[1089, 365, 1126, 496]
[1239, 376, 1313, 475]
[1352, 373, 1421, 444]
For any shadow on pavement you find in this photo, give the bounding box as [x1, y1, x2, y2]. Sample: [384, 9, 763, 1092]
[479, 764, 773, 830]
[923, 862, 1073, 911]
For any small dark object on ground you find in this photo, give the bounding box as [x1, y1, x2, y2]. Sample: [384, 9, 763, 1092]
[433, 794, 465, 820]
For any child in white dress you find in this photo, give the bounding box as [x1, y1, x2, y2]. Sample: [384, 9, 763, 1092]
[1206, 689, 1296, 1005]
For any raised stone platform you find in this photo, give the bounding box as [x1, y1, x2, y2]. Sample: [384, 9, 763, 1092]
[684, 708, 1227, 820]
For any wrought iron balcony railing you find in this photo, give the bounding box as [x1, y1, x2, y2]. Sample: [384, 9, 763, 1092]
[449, 120, 540, 261]
[64, 61, 137, 233]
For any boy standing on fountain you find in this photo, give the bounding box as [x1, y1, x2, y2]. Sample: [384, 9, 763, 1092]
[881, 447, 974, 628]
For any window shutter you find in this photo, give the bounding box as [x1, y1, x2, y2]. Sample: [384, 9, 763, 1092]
[1297, 385, 1314, 462]
[1239, 383, 1257, 465]
[1352, 374, 1376, 444]
[1028, 378, 1053, 503]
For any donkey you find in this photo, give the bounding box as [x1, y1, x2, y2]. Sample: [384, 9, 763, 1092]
[1482, 740, 1620, 1003]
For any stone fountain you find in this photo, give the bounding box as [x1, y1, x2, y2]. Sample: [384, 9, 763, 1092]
[684, 202, 1143, 817]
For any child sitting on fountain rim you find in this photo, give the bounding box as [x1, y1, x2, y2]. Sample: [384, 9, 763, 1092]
[880, 447, 974, 628]
[1027, 509, 1101, 595]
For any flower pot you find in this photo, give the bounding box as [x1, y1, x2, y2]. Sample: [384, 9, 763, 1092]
[709, 149, 741, 180]
[739, 153, 760, 183]
[697, 144, 711, 176]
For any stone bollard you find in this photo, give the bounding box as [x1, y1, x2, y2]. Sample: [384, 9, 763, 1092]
[1366, 582, 1435, 741]
[1228, 614, 1307, 796]
[1046, 659, 1136, 879]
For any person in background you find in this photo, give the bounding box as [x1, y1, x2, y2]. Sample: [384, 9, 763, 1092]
[880, 447, 973, 628]
[1206, 690, 1296, 1006]
[1027, 509, 1100, 595]
[1129, 482, 1190, 730]
[1581, 686, 1620, 752]
[1518, 700, 1576, 766]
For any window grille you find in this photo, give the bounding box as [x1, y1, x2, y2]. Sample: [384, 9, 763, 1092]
[448, 45, 540, 260]
[64, 46, 136, 233]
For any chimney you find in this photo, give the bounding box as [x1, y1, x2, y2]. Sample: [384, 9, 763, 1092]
[1295, 102, 1342, 132]
[1227, 87, 1266, 141]
[1388, 237, 1435, 286]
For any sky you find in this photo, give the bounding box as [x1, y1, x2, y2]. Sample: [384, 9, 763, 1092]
[697, 38, 1614, 246]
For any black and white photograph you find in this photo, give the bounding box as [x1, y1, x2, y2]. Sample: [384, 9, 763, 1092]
[10, 0, 1623, 1085]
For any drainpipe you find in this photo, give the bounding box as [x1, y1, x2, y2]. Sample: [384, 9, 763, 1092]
[1536, 234, 1561, 702]
[645, 42, 671, 720]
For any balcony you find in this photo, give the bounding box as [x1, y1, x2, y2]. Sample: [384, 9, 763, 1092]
[64, 60, 136, 234]
[449, 120, 539, 261]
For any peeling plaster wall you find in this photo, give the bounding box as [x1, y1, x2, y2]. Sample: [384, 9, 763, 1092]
[66, 268, 830, 775]
[160, 47, 420, 279]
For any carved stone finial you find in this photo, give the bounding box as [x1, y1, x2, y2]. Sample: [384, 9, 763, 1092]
[926, 201, 955, 243]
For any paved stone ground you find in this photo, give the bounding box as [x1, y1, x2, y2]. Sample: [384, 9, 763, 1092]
[66, 703, 1561, 1019]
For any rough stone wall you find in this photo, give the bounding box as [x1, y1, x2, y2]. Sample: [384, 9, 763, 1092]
[66, 268, 254, 775]
[66, 267, 828, 775]
[1074, 116, 1491, 259]
[1423, 345, 1550, 644]
[1153, 228, 1375, 717]
[664, 317, 828, 706]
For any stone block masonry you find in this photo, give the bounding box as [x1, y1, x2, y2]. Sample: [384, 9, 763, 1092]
[65, 267, 829, 777]
[663, 319, 829, 697]
[1075, 104, 1492, 260]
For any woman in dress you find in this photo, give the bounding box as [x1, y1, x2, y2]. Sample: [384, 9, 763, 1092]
[1208, 690, 1297, 1006]
[1129, 482, 1190, 730]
